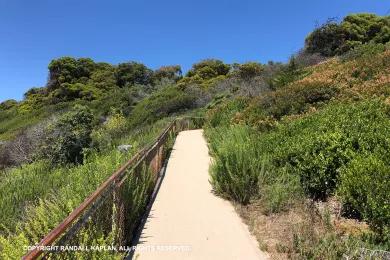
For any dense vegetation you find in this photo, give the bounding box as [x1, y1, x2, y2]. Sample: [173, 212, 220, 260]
[0, 12, 389, 259]
[305, 13, 390, 56]
[204, 13, 390, 258]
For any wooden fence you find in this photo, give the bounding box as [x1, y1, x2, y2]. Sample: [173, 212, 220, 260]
[23, 117, 204, 260]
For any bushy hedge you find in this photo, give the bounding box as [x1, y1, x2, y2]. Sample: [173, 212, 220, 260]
[206, 99, 390, 235]
[339, 155, 390, 236]
[271, 100, 390, 200]
[41, 105, 95, 164]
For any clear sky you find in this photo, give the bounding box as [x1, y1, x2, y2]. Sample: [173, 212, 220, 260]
[0, 0, 389, 102]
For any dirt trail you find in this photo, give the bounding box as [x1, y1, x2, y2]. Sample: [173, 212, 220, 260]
[134, 129, 268, 260]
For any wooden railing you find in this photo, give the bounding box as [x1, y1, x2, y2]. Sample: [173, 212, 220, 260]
[23, 117, 204, 260]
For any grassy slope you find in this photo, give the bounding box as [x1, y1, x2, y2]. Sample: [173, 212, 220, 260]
[205, 47, 390, 258]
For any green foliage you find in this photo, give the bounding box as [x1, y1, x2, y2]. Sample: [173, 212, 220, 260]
[0, 103, 66, 141]
[89, 62, 117, 90]
[153, 65, 182, 82]
[269, 100, 390, 200]
[231, 62, 263, 80]
[205, 97, 248, 127]
[48, 57, 97, 90]
[341, 42, 389, 61]
[51, 82, 102, 102]
[305, 20, 348, 57]
[187, 59, 230, 78]
[115, 61, 153, 87]
[23, 87, 46, 99]
[0, 100, 17, 111]
[206, 126, 266, 204]
[129, 86, 195, 126]
[0, 119, 173, 259]
[206, 99, 390, 237]
[177, 59, 230, 89]
[91, 111, 128, 150]
[42, 105, 95, 164]
[305, 14, 390, 56]
[269, 57, 311, 90]
[235, 81, 338, 130]
[338, 155, 390, 235]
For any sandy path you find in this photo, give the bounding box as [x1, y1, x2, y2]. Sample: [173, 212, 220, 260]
[134, 130, 268, 260]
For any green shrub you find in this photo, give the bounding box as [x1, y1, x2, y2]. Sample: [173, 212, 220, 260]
[0, 119, 174, 258]
[41, 105, 95, 164]
[271, 100, 390, 199]
[115, 61, 153, 87]
[0, 100, 18, 111]
[341, 42, 388, 62]
[207, 98, 390, 239]
[205, 97, 248, 127]
[91, 111, 128, 150]
[207, 126, 267, 204]
[129, 86, 195, 126]
[305, 14, 390, 57]
[338, 155, 390, 235]
[231, 62, 263, 80]
[233, 81, 337, 130]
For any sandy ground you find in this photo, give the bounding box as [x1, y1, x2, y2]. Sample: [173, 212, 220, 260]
[134, 130, 268, 260]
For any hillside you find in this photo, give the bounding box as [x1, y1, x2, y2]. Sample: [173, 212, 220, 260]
[0, 13, 389, 259]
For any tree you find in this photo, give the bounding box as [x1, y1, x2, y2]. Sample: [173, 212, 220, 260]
[305, 20, 347, 56]
[42, 105, 95, 164]
[0, 100, 18, 110]
[89, 62, 117, 90]
[115, 62, 153, 87]
[47, 57, 96, 90]
[24, 87, 46, 99]
[186, 59, 230, 78]
[153, 65, 182, 82]
[305, 14, 390, 56]
[232, 62, 263, 80]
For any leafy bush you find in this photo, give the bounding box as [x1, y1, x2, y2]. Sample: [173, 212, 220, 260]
[305, 14, 390, 57]
[0, 119, 170, 230]
[153, 65, 182, 83]
[47, 57, 97, 90]
[206, 99, 390, 238]
[206, 97, 248, 127]
[271, 100, 390, 199]
[231, 62, 263, 80]
[186, 59, 230, 78]
[91, 111, 128, 150]
[0, 100, 18, 111]
[338, 155, 390, 235]
[115, 61, 153, 87]
[341, 42, 389, 62]
[41, 105, 95, 164]
[129, 86, 195, 126]
[234, 81, 338, 130]
[206, 126, 267, 204]
[177, 59, 230, 89]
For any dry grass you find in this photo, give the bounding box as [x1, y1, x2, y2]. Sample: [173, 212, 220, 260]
[235, 197, 370, 260]
[292, 50, 390, 100]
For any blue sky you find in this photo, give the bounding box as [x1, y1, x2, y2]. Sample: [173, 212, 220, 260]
[0, 0, 389, 102]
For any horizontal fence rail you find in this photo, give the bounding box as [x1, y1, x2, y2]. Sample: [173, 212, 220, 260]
[23, 117, 204, 260]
